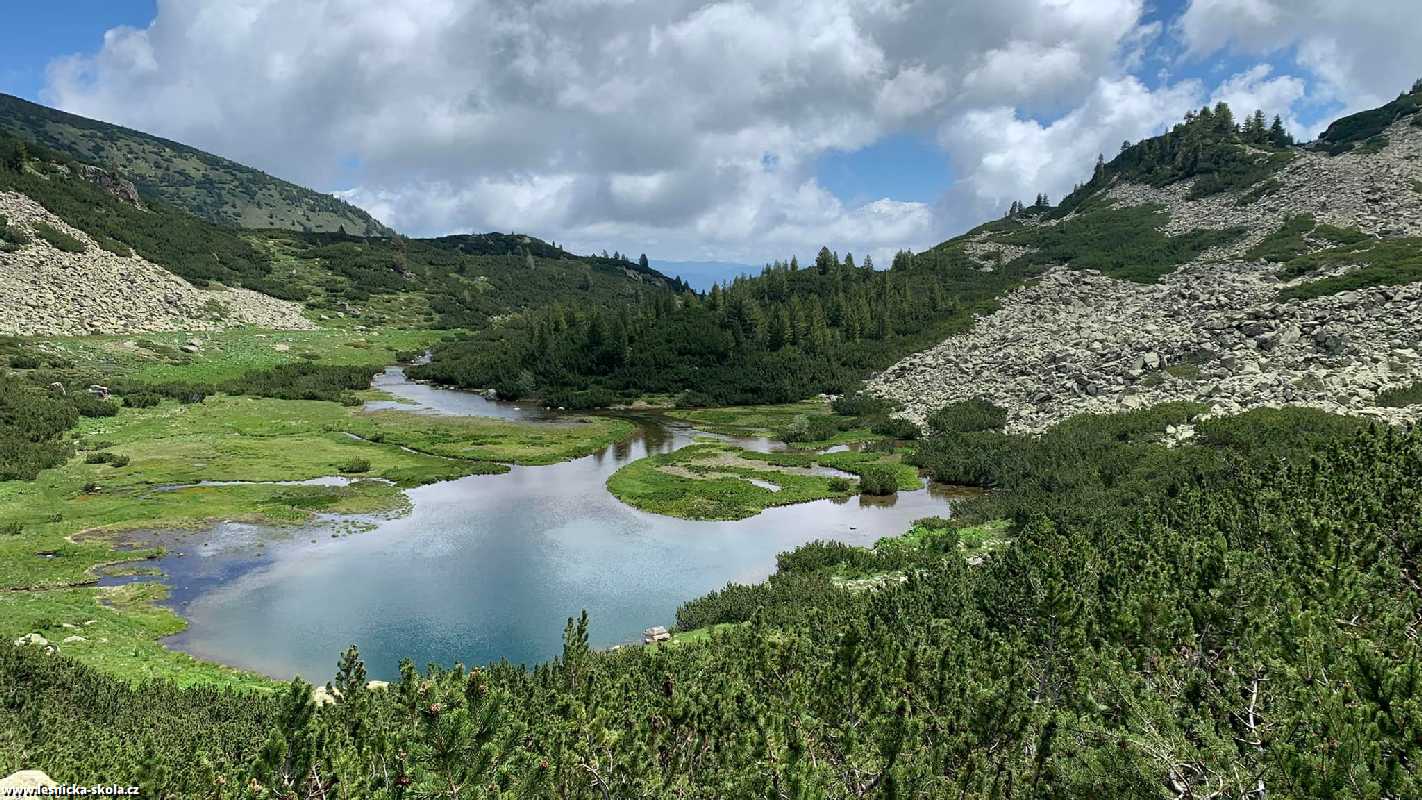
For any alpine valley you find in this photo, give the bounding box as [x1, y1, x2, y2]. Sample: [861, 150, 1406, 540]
[2, 77, 1422, 799]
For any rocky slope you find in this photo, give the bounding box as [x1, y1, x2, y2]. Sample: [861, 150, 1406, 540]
[871, 115, 1422, 434]
[0, 190, 313, 335]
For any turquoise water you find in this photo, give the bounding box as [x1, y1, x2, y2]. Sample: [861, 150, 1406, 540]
[147, 370, 957, 681]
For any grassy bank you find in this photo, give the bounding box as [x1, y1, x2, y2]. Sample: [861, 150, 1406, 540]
[664, 400, 830, 437]
[28, 326, 443, 385]
[349, 410, 634, 466]
[0, 584, 274, 690]
[0, 328, 636, 685]
[606, 441, 919, 520]
[665, 400, 880, 447]
[0, 393, 633, 590]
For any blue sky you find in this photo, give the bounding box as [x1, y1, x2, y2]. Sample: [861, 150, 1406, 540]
[4, 1, 1420, 273]
[0, 2, 155, 101]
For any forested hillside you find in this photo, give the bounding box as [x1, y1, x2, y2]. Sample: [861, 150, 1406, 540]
[4, 404, 1418, 797]
[413, 246, 1027, 407]
[262, 232, 687, 329]
[0, 131, 684, 333]
[413, 93, 1409, 410]
[0, 93, 390, 235]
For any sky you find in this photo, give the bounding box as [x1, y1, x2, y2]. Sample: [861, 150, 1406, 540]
[3, 1, 1421, 271]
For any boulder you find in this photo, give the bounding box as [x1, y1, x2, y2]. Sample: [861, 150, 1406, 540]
[0, 771, 57, 791]
[13, 633, 48, 648]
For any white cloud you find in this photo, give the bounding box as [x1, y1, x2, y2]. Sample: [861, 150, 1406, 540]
[42, 0, 1167, 262]
[43, 0, 1405, 263]
[1178, 0, 1422, 122]
[935, 76, 1203, 234]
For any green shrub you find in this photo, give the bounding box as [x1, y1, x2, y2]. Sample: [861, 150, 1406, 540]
[1246, 214, 1315, 262]
[1312, 223, 1369, 246]
[1376, 382, 1422, 407]
[70, 395, 119, 418]
[336, 458, 371, 474]
[30, 221, 86, 253]
[1353, 135, 1390, 155]
[0, 213, 30, 251]
[83, 451, 129, 468]
[543, 387, 618, 410]
[673, 390, 717, 409]
[827, 476, 853, 492]
[1319, 88, 1421, 148]
[0, 521, 21, 536]
[1164, 363, 1202, 380]
[1234, 179, 1281, 206]
[856, 463, 900, 496]
[831, 392, 897, 418]
[94, 235, 132, 256]
[0, 374, 79, 480]
[122, 393, 162, 408]
[1001, 205, 1244, 283]
[111, 362, 378, 406]
[8, 354, 41, 369]
[870, 416, 920, 439]
[780, 414, 855, 443]
[1278, 237, 1422, 299]
[926, 399, 1008, 434]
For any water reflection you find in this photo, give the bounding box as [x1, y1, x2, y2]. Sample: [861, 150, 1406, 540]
[144, 369, 956, 681]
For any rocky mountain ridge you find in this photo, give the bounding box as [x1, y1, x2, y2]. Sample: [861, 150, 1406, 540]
[872, 113, 1422, 434]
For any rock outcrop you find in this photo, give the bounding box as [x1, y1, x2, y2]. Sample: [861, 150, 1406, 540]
[0, 191, 314, 336]
[76, 164, 144, 208]
[871, 121, 1422, 433]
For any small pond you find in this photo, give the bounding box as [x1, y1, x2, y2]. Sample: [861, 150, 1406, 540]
[130, 368, 961, 681]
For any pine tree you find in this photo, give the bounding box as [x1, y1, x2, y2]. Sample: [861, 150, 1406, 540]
[1213, 101, 1236, 134]
[1244, 109, 1268, 143]
[1269, 115, 1291, 147]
